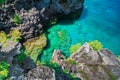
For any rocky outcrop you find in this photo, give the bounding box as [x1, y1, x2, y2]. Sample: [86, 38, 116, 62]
[25, 66, 55, 80]
[0, 41, 24, 79]
[0, 0, 84, 40]
[0, 41, 21, 64]
[9, 64, 24, 80]
[51, 43, 120, 80]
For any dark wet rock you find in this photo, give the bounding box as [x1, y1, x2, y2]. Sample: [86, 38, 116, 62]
[25, 66, 55, 80]
[14, 0, 84, 15]
[0, 0, 84, 41]
[51, 43, 120, 80]
[18, 8, 43, 40]
[20, 56, 36, 73]
[0, 5, 16, 33]
[9, 64, 24, 80]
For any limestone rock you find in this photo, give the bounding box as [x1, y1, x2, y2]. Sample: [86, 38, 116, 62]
[0, 42, 21, 64]
[51, 49, 66, 64]
[25, 66, 56, 80]
[51, 43, 120, 80]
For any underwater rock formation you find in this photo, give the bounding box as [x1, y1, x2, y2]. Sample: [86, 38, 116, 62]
[51, 43, 120, 80]
[23, 33, 47, 62]
[0, 0, 84, 40]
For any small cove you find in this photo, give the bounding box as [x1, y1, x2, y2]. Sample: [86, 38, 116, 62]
[40, 0, 120, 62]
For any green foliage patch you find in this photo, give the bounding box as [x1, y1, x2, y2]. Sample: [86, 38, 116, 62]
[13, 14, 22, 24]
[88, 40, 103, 51]
[45, 62, 61, 73]
[0, 29, 21, 47]
[10, 29, 21, 42]
[70, 73, 78, 80]
[0, 61, 10, 80]
[17, 49, 26, 63]
[118, 55, 120, 60]
[0, 0, 5, 5]
[67, 58, 77, 65]
[0, 32, 9, 47]
[69, 43, 81, 53]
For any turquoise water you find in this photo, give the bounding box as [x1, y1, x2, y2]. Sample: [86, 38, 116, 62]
[40, 0, 120, 62]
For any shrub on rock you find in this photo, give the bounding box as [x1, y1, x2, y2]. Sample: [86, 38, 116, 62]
[88, 40, 103, 51]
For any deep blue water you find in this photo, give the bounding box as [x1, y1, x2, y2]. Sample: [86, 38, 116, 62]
[41, 0, 120, 62]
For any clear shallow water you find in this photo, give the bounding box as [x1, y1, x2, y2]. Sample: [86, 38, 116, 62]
[40, 0, 120, 62]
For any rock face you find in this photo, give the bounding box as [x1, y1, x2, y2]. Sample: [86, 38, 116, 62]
[0, 41, 25, 79]
[0, 42, 21, 64]
[25, 66, 56, 80]
[0, 0, 84, 40]
[9, 64, 24, 80]
[51, 43, 120, 80]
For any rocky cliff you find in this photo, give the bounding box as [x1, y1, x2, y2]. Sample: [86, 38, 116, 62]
[11, 43, 119, 80]
[0, 0, 84, 41]
[1, 0, 120, 80]
[0, 39, 120, 80]
[51, 43, 120, 80]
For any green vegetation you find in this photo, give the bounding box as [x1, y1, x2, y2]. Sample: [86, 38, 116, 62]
[36, 60, 46, 66]
[62, 69, 78, 80]
[0, 32, 9, 47]
[62, 69, 69, 75]
[13, 14, 22, 24]
[70, 73, 78, 80]
[0, 0, 5, 4]
[69, 43, 81, 53]
[67, 58, 77, 65]
[0, 29, 21, 47]
[0, 0, 5, 6]
[88, 40, 103, 51]
[0, 61, 10, 80]
[45, 62, 61, 73]
[68, 40, 102, 55]
[118, 55, 120, 60]
[17, 48, 26, 63]
[10, 29, 21, 42]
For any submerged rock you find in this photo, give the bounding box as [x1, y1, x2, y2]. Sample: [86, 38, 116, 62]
[51, 43, 120, 80]
[23, 33, 47, 62]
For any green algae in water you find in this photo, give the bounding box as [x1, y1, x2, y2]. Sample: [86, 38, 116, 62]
[40, 25, 71, 62]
